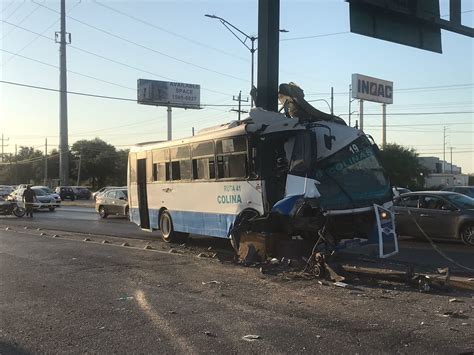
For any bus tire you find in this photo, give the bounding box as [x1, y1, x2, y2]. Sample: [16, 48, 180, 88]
[229, 209, 259, 253]
[160, 210, 182, 243]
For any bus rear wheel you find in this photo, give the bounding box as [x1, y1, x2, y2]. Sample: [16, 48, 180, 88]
[160, 210, 188, 243]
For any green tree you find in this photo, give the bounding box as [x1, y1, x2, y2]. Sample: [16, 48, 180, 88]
[378, 144, 427, 190]
[71, 138, 118, 188]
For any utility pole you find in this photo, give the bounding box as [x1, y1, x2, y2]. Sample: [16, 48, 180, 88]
[443, 126, 447, 173]
[192, 127, 195, 136]
[14, 144, 18, 185]
[1, 134, 9, 162]
[76, 154, 82, 186]
[382, 103, 387, 149]
[44, 138, 48, 186]
[359, 99, 364, 131]
[256, 0, 280, 112]
[167, 106, 172, 141]
[450, 146, 454, 174]
[231, 91, 249, 121]
[330, 87, 334, 116]
[56, 0, 71, 186]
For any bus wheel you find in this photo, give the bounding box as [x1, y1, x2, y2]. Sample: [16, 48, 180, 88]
[160, 210, 182, 243]
[230, 209, 259, 253]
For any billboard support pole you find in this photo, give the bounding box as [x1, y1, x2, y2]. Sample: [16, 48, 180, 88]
[359, 99, 364, 131]
[382, 103, 386, 149]
[167, 105, 172, 141]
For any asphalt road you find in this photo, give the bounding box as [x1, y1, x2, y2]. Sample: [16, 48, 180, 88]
[1, 228, 473, 354]
[0, 206, 473, 272]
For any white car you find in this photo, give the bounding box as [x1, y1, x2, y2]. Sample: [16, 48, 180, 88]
[15, 187, 59, 211]
[35, 186, 62, 205]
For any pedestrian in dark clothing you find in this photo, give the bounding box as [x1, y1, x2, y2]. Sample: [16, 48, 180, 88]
[22, 186, 36, 218]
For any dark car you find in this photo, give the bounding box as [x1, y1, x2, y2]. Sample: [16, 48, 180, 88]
[72, 186, 92, 200]
[95, 188, 128, 218]
[394, 191, 474, 246]
[441, 186, 474, 199]
[55, 186, 75, 201]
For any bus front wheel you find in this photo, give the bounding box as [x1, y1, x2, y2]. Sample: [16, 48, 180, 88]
[160, 210, 188, 243]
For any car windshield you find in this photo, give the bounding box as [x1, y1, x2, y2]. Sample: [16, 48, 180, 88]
[313, 136, 392, 210]
[41, 188, 53, 194]
[445, 194, 474, 209]
[32, 188, 46, 196]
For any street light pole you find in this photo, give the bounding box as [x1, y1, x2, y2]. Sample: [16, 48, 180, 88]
[205, 14, 287, 108]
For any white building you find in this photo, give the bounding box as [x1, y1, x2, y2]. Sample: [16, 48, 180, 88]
[419, 157, 467, 188]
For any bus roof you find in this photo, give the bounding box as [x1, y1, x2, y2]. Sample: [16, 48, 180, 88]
[130, 108, 305, 152]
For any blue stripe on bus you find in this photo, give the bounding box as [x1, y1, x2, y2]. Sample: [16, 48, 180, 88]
[130, 208, 236, 239]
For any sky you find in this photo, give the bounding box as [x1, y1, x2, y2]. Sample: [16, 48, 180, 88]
[1, 0, 473, 173]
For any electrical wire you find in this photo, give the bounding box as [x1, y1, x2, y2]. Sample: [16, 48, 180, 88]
[31, 1, 249, 83]
[1, 3, 40, 40]
[2, 0, 26, 21]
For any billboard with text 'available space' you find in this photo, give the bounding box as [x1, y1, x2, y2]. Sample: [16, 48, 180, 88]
[137, 79, 201, 109]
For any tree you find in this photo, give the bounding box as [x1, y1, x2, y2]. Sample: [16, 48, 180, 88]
[71, 138, 119, 188]
[378, 144, 427, 190]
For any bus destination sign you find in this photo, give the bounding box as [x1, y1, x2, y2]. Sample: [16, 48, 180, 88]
[137, 79, 201, 109]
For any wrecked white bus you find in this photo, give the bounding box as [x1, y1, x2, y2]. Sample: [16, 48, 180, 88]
[128, 83, 396, 256]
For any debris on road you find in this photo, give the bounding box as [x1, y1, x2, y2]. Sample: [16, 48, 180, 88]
[242, 334, 261, 342]
[202, 280, 221, 285]
[204, 331, 217, 337]
[117, 296, 134, 301]
[102, 240, 110, 244]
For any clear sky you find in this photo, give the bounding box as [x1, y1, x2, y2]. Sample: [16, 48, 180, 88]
[1, 0, 473, 172]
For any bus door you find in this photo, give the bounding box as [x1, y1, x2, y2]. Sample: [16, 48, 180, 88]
[137, 158, 150, 229]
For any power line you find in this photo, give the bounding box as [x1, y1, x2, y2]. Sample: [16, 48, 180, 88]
[2, 0, 26, 21]
[365, 122, 473, 127]
[0, 48, 136, 91]
[1, 19, 232, 97]
[0, 79, 250, 108]
[31, 1, 249, 83]
[281, 31, 350, 42]
[1, 3, 40, 40]
[2, 1, 81, 66]
[91, 0, 248, 63]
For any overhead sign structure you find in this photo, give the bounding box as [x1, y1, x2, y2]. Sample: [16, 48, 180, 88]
[137, 79, 200, 109]
[347, 0, 474, 54]
[352, 74, 393, 104]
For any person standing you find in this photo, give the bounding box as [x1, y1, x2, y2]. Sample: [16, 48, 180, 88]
[22, 186, 36, 218]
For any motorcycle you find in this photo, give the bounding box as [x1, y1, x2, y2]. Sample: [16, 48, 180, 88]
[0, 196, 26, 217]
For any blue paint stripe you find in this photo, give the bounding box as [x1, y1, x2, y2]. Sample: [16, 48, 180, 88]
[130, 208, 236, 239]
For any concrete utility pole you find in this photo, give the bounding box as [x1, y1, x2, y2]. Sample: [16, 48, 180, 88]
[330, 87, 334, 116]
[57, 0, 70, 186]
[76, 154, 82, 186]
[450, 146, 454, 174]
[382, 103, 387, 149]
[256, 0, 280, 112]
[231, 91, 249, 121]
[1, 134, 9, 162]
[443, 126, 447, 173]
[167, 106, 172, 141]
[359, 99, 364, 131]
[44, 138, 48, 186]
[14, 144, 18, 184]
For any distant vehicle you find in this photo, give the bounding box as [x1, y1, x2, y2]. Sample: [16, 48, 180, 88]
[392, 186, 411, 198]
[441, 186, 474, 199]
[13, 186, 58, 211]
[394, 191, 474, 246]
[0, 196, 26, 217]
[0, 185, 14, 197]
[35, 186, 62, 204]
[95, 188, 129, 218]
[55, 186, 75, 201]
[92, 186, 122, 201]
[72, 186, 91, 200]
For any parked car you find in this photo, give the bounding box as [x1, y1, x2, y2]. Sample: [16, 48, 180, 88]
[13, 186, 58, 211]
[0, 185, 14, 197]
[55, 186, 76, 201]
[95, 188, 129, 218]
[92, 186, 124, 201]
[394, 191, 474, 246]
[392, 186, 411, 198]
[35, 186, 62, 205]
[72, 186, 92, 200]
[441, 186, 474, 199]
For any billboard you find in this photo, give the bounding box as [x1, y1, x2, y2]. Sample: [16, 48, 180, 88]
[352, 74, 393, 104]
[137, 79, 200, 109]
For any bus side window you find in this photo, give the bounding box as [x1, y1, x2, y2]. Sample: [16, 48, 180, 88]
[216, 137, 247, 179]
[152, 149, 170, 182]
[170, 145, 191, 181]
[192, 141, 215, 180]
